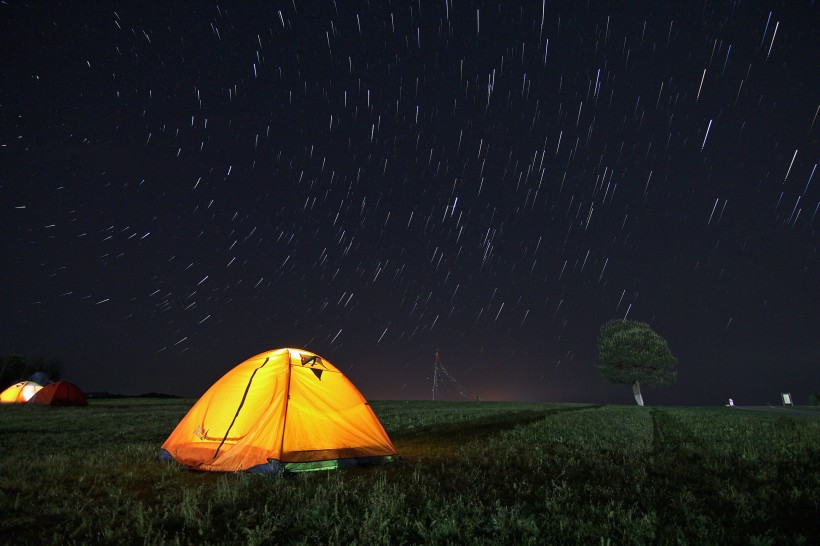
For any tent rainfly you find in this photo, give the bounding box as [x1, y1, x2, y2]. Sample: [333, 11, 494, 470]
[0, 381, 42, 404]
[28, 381, 88, 406]
[159, 348, 397, 473]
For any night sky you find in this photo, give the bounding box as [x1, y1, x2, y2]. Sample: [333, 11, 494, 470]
[2, 1, 817, 405]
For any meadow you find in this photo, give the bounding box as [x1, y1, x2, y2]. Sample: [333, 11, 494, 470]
[0, 399, 818, 545]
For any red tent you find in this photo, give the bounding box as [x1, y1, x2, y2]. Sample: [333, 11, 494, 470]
[28, 381, 88, 406]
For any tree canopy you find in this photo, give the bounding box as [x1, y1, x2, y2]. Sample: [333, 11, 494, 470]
[597, 320, 677, 388]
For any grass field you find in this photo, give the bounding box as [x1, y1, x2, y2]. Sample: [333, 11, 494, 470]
[1, 400, 818, 545]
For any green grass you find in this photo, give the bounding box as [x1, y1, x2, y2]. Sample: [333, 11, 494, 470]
[792, 405, 820, 412]
[1, 400, 818, 545]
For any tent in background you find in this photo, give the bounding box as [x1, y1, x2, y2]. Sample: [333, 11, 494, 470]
[28, 381, 88, 406]
[159, 348, 397, 473]
[0, 381, 43, 404]
[27, 371, 53, 386]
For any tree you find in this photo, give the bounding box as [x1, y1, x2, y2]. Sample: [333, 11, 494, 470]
[0, 354, 28, 387]
[597, 320, 677, 406]
[0, 354, 63, 387]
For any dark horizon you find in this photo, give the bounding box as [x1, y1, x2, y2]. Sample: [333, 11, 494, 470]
[5, 341, 815, 408]
[2, 2, 817, 408]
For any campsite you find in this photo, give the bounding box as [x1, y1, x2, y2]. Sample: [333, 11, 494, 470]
[1, 397, 818, 544]
[1, 1, 818, 543]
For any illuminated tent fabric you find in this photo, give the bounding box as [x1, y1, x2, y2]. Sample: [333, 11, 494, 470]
[28, 381, 88, 406]
[159, 348, 397, 473]
[0, 381, 42, 404]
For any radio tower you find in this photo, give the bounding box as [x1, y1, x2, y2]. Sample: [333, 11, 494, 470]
[432, 349, 478, 401]
[432, 350, 441, 401]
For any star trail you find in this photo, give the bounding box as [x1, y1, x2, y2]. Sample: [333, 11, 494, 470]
[1, 1, 817, 404]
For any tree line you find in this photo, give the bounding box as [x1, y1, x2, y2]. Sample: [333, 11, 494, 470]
[0, 354, 63, 387]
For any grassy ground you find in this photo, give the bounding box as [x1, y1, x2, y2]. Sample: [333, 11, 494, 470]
[0, 399, 818, 545]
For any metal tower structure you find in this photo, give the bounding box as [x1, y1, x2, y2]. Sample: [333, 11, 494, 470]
[432, 350, 478, 401]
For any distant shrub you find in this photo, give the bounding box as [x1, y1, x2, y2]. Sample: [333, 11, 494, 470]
[0, 353, 63, 386]
[810, 394, 820, 406]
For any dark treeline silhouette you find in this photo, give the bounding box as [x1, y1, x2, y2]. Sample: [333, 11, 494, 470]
[0, 354, 63, 387]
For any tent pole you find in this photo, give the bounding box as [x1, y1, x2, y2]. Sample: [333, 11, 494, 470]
[212, 357, 270, 460]
[278, 351, 294, 461]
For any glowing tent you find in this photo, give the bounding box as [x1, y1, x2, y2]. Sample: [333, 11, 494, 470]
[28, 381, 88, 406]
[159, 348, 397, 473]
[0, 381, 42, 404]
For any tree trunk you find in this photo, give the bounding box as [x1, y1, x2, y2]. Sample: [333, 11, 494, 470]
[632, 380, 644, 406]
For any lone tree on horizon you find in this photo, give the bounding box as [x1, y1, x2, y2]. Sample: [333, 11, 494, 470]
[597, 320, 677, 406]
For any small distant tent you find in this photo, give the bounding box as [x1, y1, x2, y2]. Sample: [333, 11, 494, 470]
[160, 348, 397, 473]
[0, 381, 43, 404]
[28, 381, 88, 406]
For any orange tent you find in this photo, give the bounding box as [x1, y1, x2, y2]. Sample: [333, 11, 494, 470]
[28, 381, 88, 406]
[0, 381, 42, 404]
[159, 348, 397, 473]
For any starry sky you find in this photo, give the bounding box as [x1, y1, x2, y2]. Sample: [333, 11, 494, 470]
[2, 1, 817, 405]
